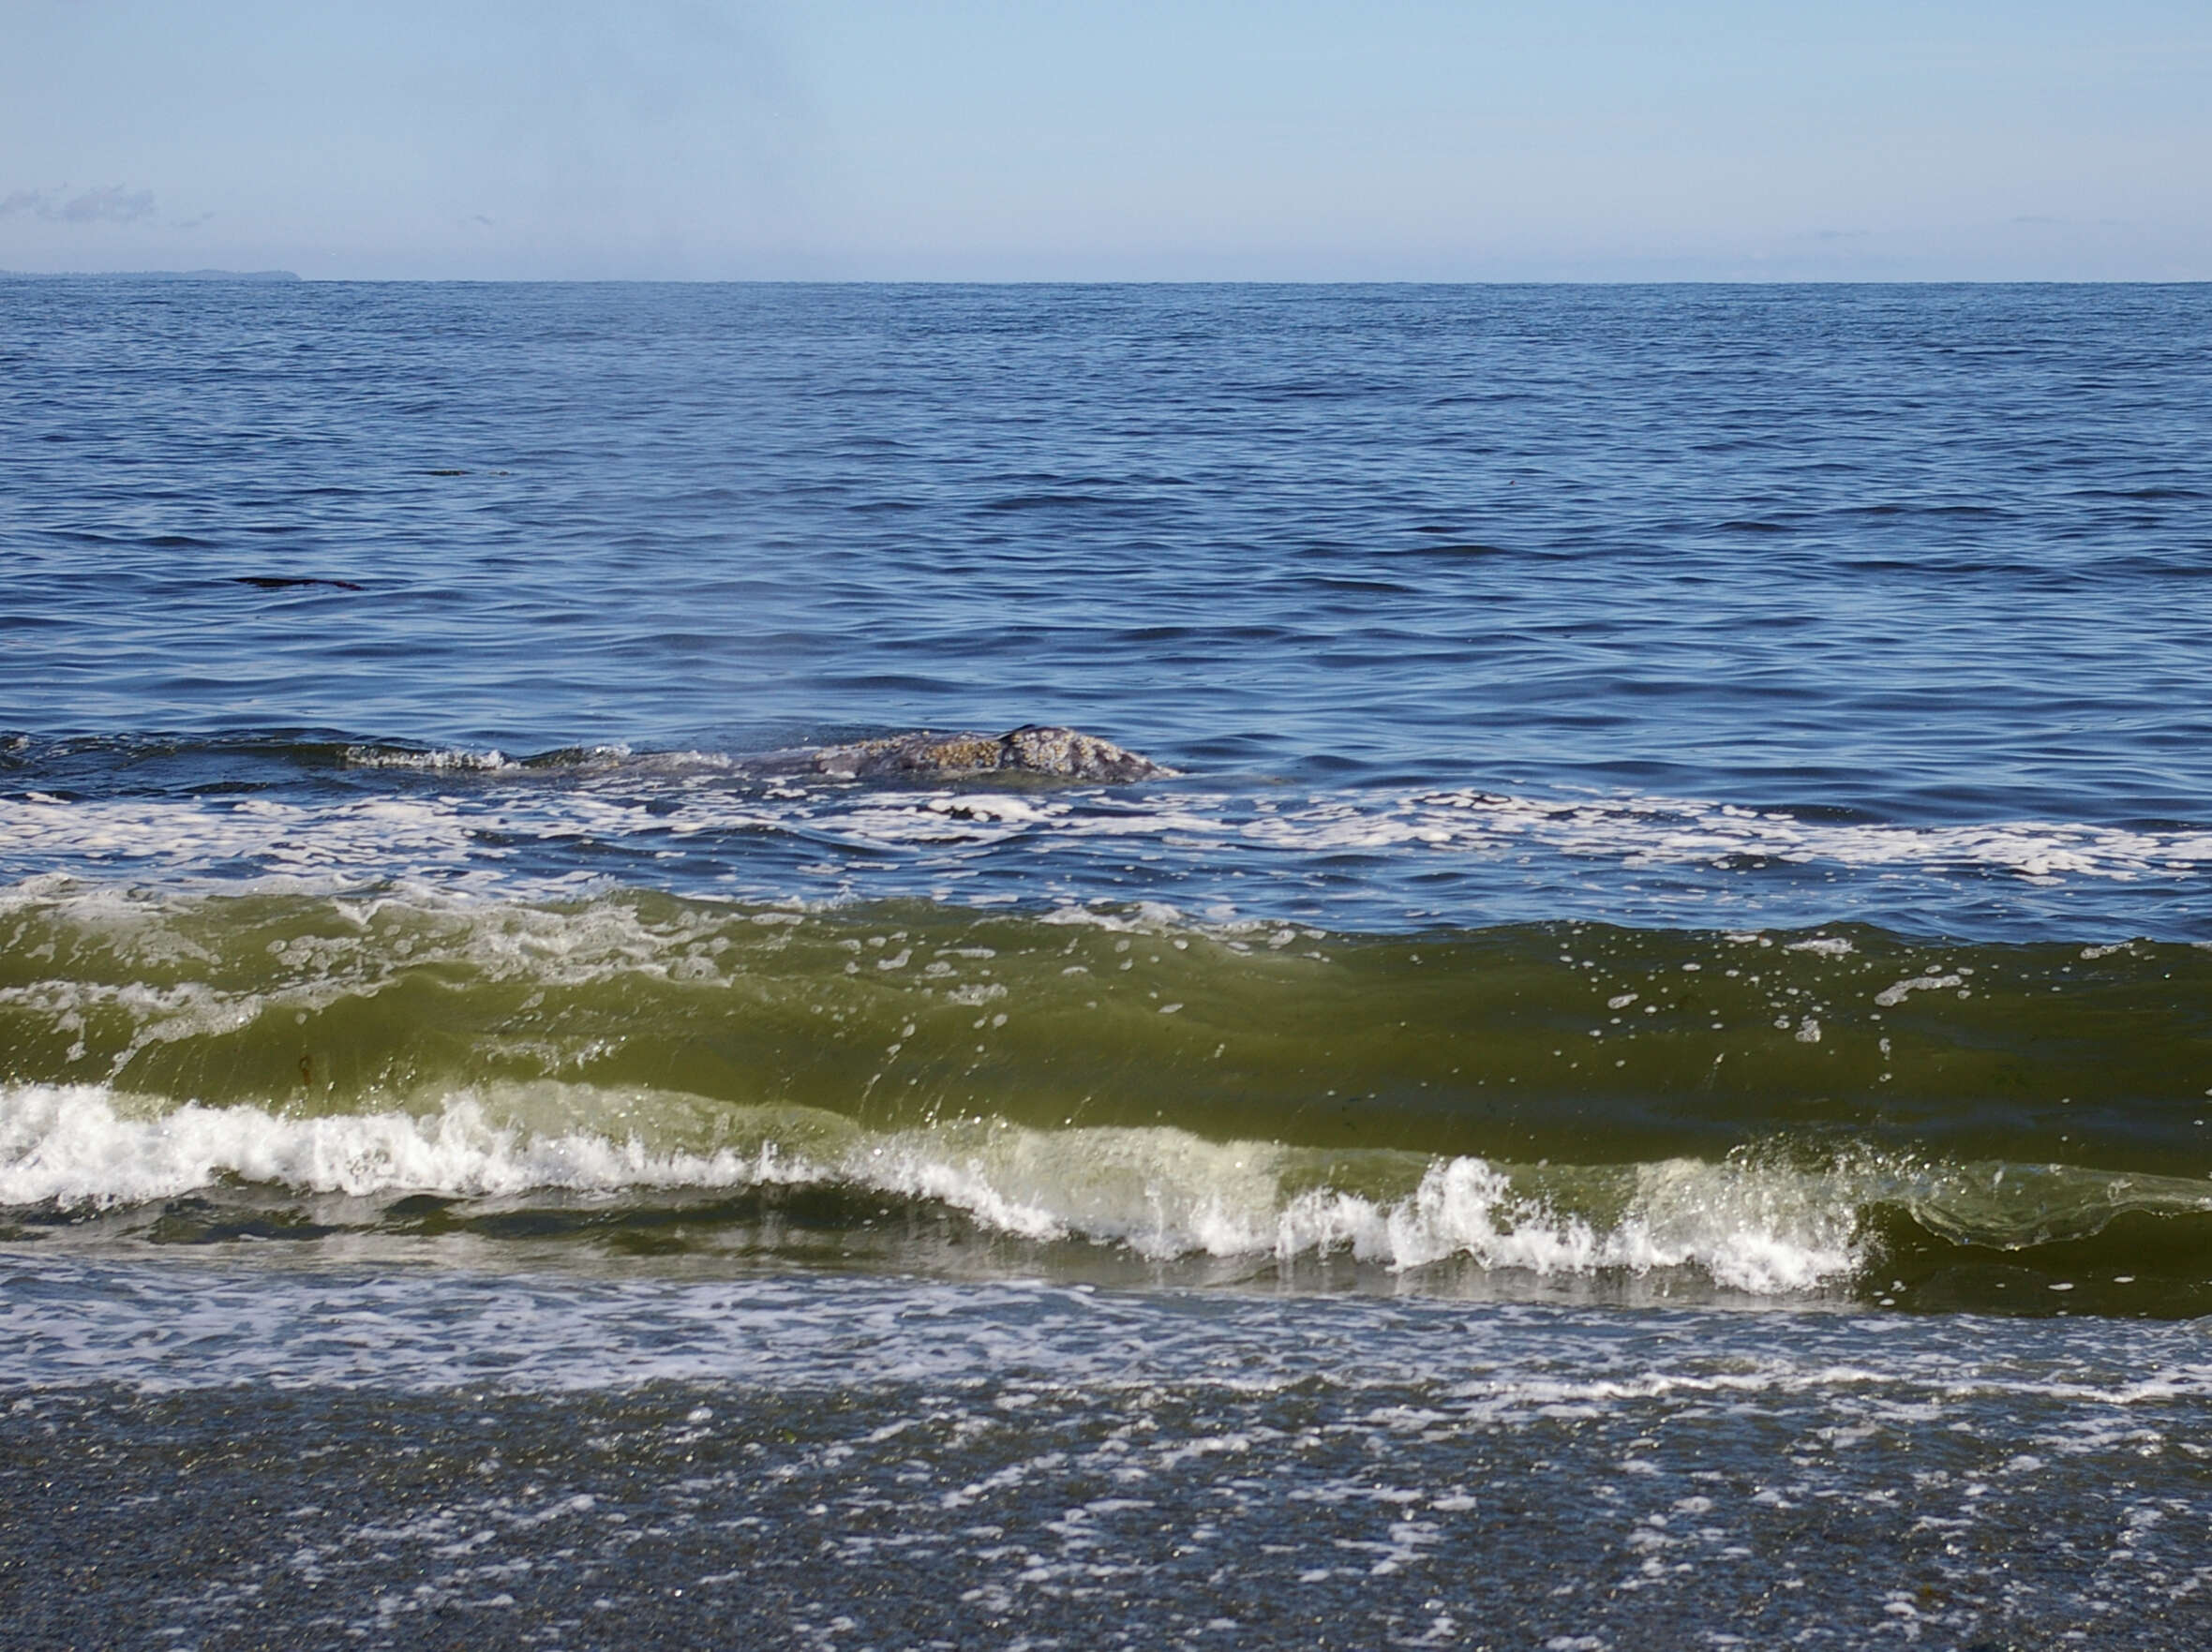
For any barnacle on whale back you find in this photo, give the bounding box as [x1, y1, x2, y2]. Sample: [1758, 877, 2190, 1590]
[806, 724, 1175, 781]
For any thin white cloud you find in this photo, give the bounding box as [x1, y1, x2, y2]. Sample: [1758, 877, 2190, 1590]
[0, 186, 157, 224]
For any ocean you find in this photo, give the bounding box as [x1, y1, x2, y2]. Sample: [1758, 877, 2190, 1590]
[4, 279, 2209, 1646]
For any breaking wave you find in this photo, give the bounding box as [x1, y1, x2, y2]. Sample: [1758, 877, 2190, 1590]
[7, 1081, 2211, 1309]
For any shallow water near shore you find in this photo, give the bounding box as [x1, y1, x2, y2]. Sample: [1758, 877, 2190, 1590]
[6, 1258, 2211, 1646]
[6, 278, 2212, 1645]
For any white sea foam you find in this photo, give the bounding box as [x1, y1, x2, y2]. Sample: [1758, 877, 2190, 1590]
[339, 745, 517, 771]
[1277, 1155, 1858, 1295]
[3, 1245, 2209, 1401]
[1875, 973, 1965, 1007]
[7, 775, 2210, 901]
[0, 1085, 798, 1209]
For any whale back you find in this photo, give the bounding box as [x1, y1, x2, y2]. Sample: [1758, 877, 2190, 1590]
[809, 726, 1173, 781]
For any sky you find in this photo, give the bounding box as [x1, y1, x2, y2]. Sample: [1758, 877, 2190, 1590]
[2, 0, 2207, 280]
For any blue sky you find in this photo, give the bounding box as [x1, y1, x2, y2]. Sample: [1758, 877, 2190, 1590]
[2, 0, 2206, 279]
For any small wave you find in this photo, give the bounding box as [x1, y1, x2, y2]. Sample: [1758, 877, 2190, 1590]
[6, 886, 2212, 1184]
[0, 1083, 1864, 1293]
[11, 1082, 2206, 1301]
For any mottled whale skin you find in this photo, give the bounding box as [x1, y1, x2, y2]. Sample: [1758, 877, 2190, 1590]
[800, 726, 1174, 782]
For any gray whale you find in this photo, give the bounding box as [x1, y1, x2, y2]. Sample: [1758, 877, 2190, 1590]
[799, 726, 1174, 782]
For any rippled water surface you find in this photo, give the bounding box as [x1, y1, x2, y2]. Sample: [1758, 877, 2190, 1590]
[11, 282, 2212, 812]
[6, 280, 2212, 1646]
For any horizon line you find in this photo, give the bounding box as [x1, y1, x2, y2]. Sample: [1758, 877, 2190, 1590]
[7, 269, 2210, 288]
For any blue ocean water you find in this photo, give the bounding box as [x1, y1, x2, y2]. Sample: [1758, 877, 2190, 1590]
[6, 280, 2212, 1645]
[10, 281, 2212, 936]
[7, 280, 2208, 784]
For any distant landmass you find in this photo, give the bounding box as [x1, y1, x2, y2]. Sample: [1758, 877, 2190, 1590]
[0, 268, 301, 282]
